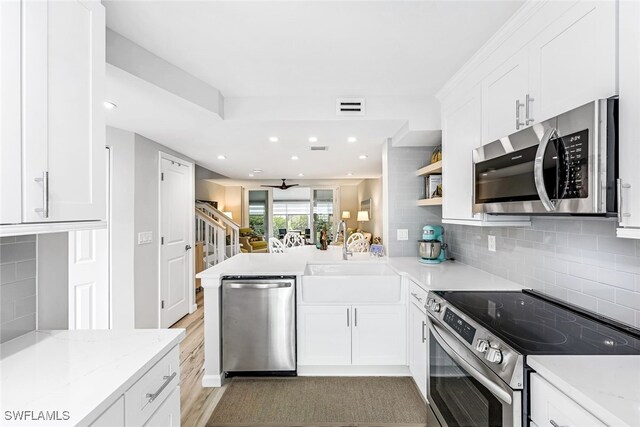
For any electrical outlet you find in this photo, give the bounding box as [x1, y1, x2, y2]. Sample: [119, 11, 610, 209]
[397, 229, 409, 241]
[138, 231, 153, 245]
[488, 235, 496, 252]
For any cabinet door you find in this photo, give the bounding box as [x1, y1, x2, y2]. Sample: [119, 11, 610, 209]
[442, 86, 482, 223]
[90, 396, 124, 427]
[528, 1, 617, 123]
[482, 50, 529, 144]
[409, 302, 427, 399]
[22, 0, 106, 223]
[352, 305, 406, 366]
[618, 0, 640, 232]
[298, 305, 351, 365]
[0, 0, 22, 224]
[143, 387, 181, 427]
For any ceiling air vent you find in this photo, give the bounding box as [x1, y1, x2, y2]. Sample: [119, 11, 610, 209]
[336, 98, 365, 116]
[310, 146, 329, 151]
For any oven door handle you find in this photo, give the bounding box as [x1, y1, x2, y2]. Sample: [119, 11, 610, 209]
[428, 316, 513, 405]
[534, 127, 559, 212]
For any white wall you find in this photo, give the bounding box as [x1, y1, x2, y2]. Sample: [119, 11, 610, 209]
[107, 126, 136, 329]
[339, 185, 359, 230]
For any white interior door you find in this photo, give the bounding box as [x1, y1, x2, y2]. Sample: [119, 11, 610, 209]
[68, 228, 109, 329]
[160, 156, 192, 328]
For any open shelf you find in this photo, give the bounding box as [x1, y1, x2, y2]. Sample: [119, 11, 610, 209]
[417, 197, 443, 207]
[416, 160, 442, 177]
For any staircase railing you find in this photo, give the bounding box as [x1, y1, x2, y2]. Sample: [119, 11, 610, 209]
[195, 203, 241, 268]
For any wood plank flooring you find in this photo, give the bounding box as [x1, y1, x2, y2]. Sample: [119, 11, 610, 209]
[171, 290, 227, 427]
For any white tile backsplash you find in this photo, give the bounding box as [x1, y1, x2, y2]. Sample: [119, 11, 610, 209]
[447, 218, 640, 328]
[0, 236, 37, 343]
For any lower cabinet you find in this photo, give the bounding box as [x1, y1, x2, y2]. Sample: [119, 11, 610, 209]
[408, 301, 427, 399]
[298, 304, 406, 366]
[144, 387, 181, 427]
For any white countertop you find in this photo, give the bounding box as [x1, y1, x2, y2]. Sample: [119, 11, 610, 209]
[197, 248, 522, 292]
[528, 355, 640, 427]
[0, 329, 185, 426]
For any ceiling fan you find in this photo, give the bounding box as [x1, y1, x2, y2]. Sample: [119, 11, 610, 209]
[261, 179, 300, 190]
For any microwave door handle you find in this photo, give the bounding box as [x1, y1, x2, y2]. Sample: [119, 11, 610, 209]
[427, 316, 513, 405]
[534, 127, 559, 212]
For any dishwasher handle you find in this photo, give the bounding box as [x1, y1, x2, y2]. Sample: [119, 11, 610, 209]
[224, 281, 293, 289]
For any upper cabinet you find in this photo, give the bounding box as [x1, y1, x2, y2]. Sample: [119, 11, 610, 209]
[1, 0, 106, 232]
[438, 0, 618, 228]
[617, 0, 640, 238]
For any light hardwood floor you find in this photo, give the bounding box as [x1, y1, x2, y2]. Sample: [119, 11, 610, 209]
[171, 290, 227, 427]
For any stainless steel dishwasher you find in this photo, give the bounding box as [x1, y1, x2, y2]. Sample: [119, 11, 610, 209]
[221, 276, 296, 376]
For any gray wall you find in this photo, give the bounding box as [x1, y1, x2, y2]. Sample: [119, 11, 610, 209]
[133, 134, 195, 328]
[447, 218, 640, 328]
[0, 236, 37, 343]
[37, 233, 69, 330]
[384, 142, 442, 257]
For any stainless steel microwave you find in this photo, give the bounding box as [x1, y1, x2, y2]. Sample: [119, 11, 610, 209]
[473, 98, 618, 215]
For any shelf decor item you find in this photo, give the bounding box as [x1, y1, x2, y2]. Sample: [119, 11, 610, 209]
[426, 174, 442, 199]
[430, 145, 442, 164]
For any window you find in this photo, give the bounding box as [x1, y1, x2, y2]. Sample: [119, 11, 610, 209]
[313, 189, 334, 243]
[272, 201, 311, 237]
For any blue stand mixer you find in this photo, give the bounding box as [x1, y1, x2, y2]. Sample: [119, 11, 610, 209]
[418, 225, 447, 264]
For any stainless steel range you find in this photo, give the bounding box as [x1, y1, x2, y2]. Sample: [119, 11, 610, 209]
[425, 290, 640, 427]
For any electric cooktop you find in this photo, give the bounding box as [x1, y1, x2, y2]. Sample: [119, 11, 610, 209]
[434, 290, 640, 356]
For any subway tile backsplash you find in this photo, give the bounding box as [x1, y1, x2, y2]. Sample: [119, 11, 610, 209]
[446, 218, 640, 329]
[0, 235, 37, 343]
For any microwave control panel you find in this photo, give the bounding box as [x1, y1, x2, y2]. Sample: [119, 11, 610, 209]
[559, 129, 589, 199]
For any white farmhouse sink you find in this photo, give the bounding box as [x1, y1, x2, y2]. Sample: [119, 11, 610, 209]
[301, 263, 401, 303]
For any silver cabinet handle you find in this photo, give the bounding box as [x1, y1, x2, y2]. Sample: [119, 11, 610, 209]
[421, 320, 426, 343]
[354, 308, 358, 327]
[549, 420, 567, 427]
[34, 171, 49, 218]
[347, 308, 350, 327]
[225, 282, 292, 289]
[525, 94, 535, 125]
[410, 292, 424, 302]
[146, 372, 176, 403]
[617, 178, 632, 223]
[515, 99, 525, 130]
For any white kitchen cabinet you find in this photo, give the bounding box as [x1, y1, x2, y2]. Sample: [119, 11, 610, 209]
[298, 304, 406, 366]
[0, 0, 22, 225]
[528, 0, 617, 123]
[144, 387, 181, 427]
[617, 0, 640, 238]
[298, 305, 352, 365]
[90, 396, 125, 427]
[0, 0, 106, 231]
[408, 299, 427, 399]
[530, 373, 605, 427]
[482, 50, 530, 144]
[351, 305, 406, 366]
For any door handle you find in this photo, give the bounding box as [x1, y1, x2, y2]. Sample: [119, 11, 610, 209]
[347, 308, 350, 327]
[185, 244, 192, 251]
[354, 308, 358, 327]
[515, 99, 525, 130]
[34, 171, 49, 218]
[534, 127, 559, 212]
[225, 282, 292, 289]
[617, 179, 632, 223]
[525, 94, 535, 125]
[421, 320, 427, 343]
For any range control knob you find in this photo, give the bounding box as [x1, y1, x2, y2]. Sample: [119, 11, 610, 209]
[432, 302, 441, 313]
[426, 298, 435, 309]
[485, 346, 503, 364]
[475, 339, 489, 353]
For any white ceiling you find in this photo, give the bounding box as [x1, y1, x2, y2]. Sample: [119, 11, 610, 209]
[103, 0, 524, 180]
[104, 1, 523, 98]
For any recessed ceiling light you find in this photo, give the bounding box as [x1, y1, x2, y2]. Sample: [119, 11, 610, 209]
[347, 137, 357, 143]
[347, 172, 353, 176]
[269, 136, 279, 142]
[298, 173, 304, 177]
[253, 169, 263, 173]
[103, 101, 117, 110]
[217, 155, 226, 160]
[249, 174, 255, 177]
[308, 136, 318, 143]
[359, 154, 368, 160]
[291, 155, 299, 160]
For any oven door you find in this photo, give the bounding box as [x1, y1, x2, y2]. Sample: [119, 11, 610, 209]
[427, 316, 521, 427]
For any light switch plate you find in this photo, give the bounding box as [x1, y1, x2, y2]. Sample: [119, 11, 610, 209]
[138, 231, 153, 245]
[488, 235, 496, 252]
[397, 229, 409, 241]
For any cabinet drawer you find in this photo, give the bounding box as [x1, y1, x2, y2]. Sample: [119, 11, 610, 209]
[530, 373, 605, 427]
[409, 281, 427, 313]
[125, 346, 180, 426]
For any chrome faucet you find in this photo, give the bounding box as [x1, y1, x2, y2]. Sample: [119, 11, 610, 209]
[338, 220, 352, 260]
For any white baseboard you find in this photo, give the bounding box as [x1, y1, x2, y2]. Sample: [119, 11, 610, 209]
[202, 374, 224, 387]
[189, 303, 198, 314]
[297, 365, 410, 376]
